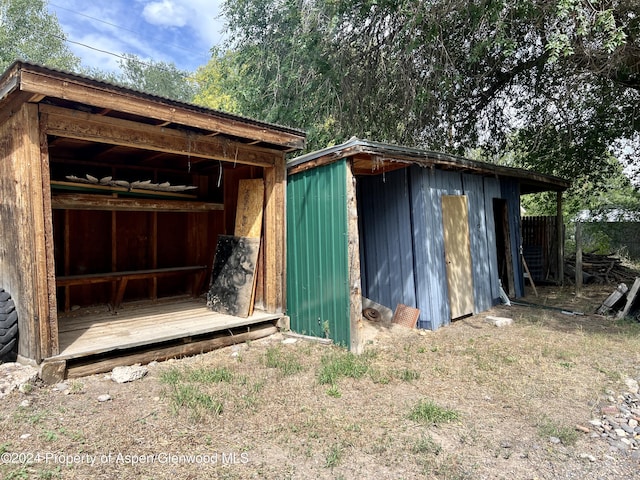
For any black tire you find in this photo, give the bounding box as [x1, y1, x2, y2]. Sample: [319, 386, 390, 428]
[0, 323, 17, 342]
[0, 310, 17, 330]
[0, 290, 18, 362]
[0, 338, 16, 358]
[0, 299, 15, 315]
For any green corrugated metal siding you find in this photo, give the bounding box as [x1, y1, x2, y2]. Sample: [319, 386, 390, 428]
[286, 160, 350, 346]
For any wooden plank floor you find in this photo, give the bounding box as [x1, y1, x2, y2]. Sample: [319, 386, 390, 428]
[53, 297, 281, 360]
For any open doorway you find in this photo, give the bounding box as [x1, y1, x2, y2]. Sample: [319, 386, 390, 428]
[493, 199, 515, 297]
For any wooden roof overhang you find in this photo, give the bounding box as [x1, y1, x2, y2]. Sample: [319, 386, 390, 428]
[0, 61, 306, 171]
[288, 138, 570, 194]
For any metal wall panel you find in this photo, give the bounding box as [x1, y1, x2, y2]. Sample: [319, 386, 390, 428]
[483, 177, 502, 304]
[500, 179, 525, 297]
[410, 166, 454, 329]
[462, 174, 499, 313]
[357, 169, 417, 312]
[286, 160, 350, 345]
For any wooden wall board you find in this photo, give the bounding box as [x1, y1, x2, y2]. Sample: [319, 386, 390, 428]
[234, 179, 264, 238]
[207, 235, 260, 317]
[442, 195, 475, 319]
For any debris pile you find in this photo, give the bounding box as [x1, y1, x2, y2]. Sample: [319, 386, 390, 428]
[565, 253, 639, 285]
[596, 279, 640, 320]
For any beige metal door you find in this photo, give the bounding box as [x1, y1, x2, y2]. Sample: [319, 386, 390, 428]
[441, 195, 474, 319]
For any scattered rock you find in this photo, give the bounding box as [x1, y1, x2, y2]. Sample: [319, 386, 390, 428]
[97, 394, 112, 402]
[53, 382, 69, 392]
[0, 363, 39, 398]
[586, 380, 640, 454]
[282, 338, 297, 345]
[20, 399, 30, 408]
[148, 361, 158, 367]
[485, 316, 513, 327]
[20, 434, 31, 440]
[624, 378, 639, 394]
[549, 436, 561, 444]
[111, 365, 148, 384]
[579, 453, 596, 462]
[601, 405, 619, 415]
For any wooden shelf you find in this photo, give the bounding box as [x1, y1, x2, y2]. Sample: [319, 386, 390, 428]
[51, 193, 223, 212]
[51, 180, 198, 199]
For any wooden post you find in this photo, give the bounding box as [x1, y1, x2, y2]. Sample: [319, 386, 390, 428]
[346, 162, 363, 354]
[556, 191, 564, 285]
[575, 221, 583, 296]
[263, 158, 286, 313]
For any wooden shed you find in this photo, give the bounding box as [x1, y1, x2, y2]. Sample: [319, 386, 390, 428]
[286, 138, 569, 352]
[0, 62, 305, 376]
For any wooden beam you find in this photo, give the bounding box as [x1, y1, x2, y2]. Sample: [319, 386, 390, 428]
[20, 69, 305, 150]
[64, 323, 279, 378]
[38, 117, 59, 356]
[39, 104, 280, 168]
[575, 221, 583, 296]
[557, 192, 564, 284]
[346, 162, 364, 354]
[263, 159, 286, 313]
[51, 194, 223, 212]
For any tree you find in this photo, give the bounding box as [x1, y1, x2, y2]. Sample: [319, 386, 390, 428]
[0, 0, 79, 72]
[220, 0, 639, 190]
[192, 49, 241, 113]
[114, 53, 198, 102]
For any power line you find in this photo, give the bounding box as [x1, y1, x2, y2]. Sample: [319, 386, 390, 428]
[48, 2, 212, 63]
[47, 32, 199, 78]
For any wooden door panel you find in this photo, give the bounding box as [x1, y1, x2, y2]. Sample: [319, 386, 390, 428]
[442, 195, 474, 319]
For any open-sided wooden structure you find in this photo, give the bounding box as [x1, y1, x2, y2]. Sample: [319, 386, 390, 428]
[0, 62, 305, 375]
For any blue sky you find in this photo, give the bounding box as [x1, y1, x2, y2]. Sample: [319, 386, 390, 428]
[47, 0, 226, 74]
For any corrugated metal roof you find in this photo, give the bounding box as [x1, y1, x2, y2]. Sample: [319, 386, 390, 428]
[0, 60, 306, 139]
[288, 137, 570, 193]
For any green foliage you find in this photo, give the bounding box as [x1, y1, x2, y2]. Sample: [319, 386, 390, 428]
[187, 366, 234, 383]
[408, 400, 460, 425]
[326, 384, 341, 398]
[411, 434, 443, 455]
[324, 442, 344, 468]
[220, 0, 639, 207]
[193, 49, 241, 113]
[0, 0, 80, 72]
[317, 350, 373, 385]
[537, 417, 579, 445]
[114, 53, 198, 102]
[169, 384, 223, 418]
[264, 346, 304, 376]
[160, 366, 225, 420]
[522, 154, 640, 220]
[396, 368, 420, 382]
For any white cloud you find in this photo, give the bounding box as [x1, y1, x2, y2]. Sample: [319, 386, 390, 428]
[142, 0, 189, 27]
[141, 0, 224, 45]
[48, 0, 224, 72]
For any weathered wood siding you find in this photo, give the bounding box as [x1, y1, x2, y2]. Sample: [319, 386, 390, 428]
[0, 103, 56, 361]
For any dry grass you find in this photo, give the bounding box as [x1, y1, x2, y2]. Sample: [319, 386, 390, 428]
[1, 285, 639, 479]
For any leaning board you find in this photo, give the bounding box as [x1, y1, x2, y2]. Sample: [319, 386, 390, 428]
[234, 179, 264, 238]
[207, 235, 260, 317]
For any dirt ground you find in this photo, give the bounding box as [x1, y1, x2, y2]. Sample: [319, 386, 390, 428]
[1, 284, 640, 479]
